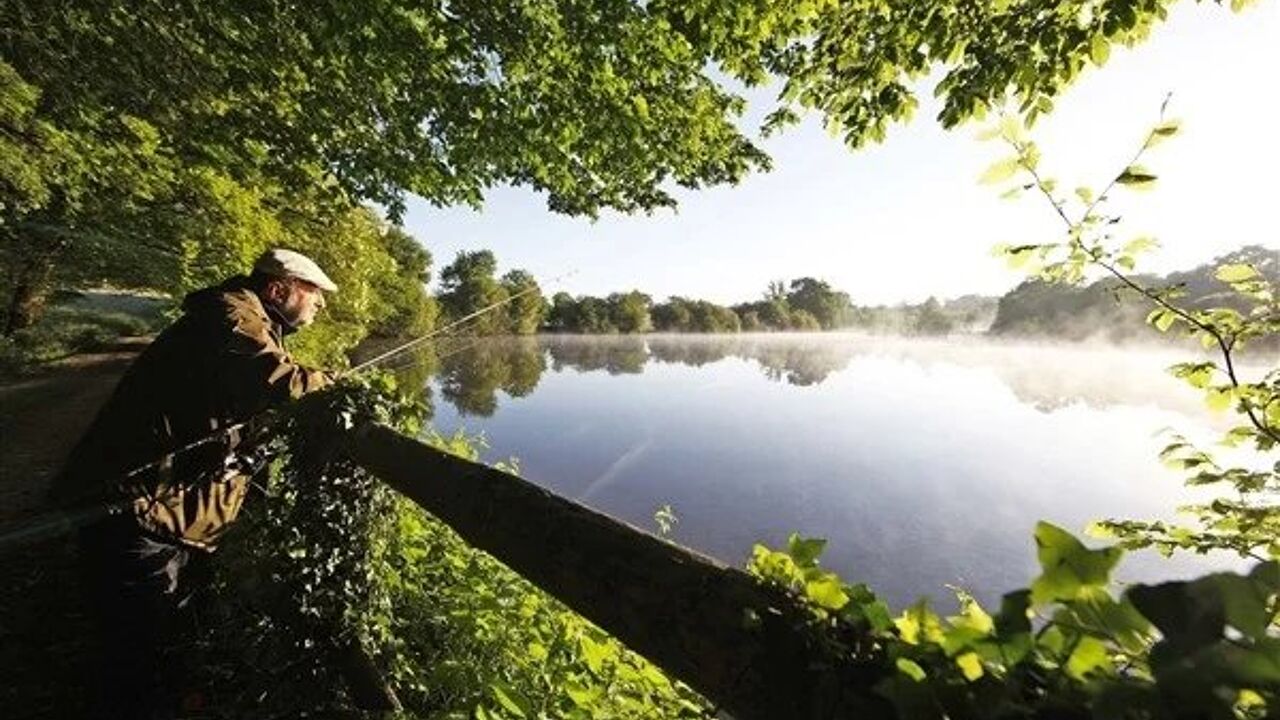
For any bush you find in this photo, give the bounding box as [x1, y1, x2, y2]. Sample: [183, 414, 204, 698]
[201, 378, 710, 719]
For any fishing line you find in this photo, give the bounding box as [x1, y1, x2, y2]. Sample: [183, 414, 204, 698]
[347, 269, 577, 374]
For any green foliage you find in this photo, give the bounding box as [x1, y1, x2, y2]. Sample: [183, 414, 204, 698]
[607, 291, 655, 334]
[5, 1, 771, 219]
[382, 492, 711, 720]
[369, 226, 439, 339]
[205, 377, 712, 718]
[0, 303, 160, 376]
[436, 337, 548, 417]
[501, 270, 549, 336]
[986, 109, 1278, 562]
[546, 290, 654, 334]
[651, 0, 1249, 149]
[747, 525, 1279, 718]
[203, 374, 425, 715]
[651, 296, 741, 333]
[438, 251, 511, 336]
[732, 277, 853, 331]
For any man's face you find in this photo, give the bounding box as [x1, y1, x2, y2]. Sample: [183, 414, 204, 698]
[274, 278, 327, 328]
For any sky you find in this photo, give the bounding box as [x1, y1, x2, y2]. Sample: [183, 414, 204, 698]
[403, 2, 1280, 306]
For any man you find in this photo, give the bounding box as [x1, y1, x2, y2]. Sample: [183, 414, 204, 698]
[53, 248, 338, 719]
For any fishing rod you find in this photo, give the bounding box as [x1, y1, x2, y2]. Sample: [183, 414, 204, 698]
[0, 269, 578, 551]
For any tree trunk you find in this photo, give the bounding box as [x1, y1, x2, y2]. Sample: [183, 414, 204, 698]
[4, 256, 54, 335]
[345, 423, 892, 720]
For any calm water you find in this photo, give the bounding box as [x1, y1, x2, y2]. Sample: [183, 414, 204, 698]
[404, 334, 1259, 609]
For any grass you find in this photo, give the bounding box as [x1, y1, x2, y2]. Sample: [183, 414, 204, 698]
[0, 292, 170, 378]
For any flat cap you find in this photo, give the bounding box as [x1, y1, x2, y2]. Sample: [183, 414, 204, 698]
[253, 248, 338, 292]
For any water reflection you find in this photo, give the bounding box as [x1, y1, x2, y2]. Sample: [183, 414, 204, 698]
[436, 336, 547, 417]
[548, 336, 648, 375]
[420, 334, 1253, 607]
[401, 334, 1221, 419]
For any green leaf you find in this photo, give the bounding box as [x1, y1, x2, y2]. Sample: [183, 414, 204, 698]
[1030, 522, 1123, 605]
[490, 683, 530, 718]
[896, 601, 946, 644]
[787, 534, 827, 567]
[1129, 580, 1225, 656]
[1146, 119, 1181, 147]
[1075, 186, 1095, 204]
[1066, 635, 1112, 679]
[895, 657, 927, 681]
[955, 652, 984, 680]
[949, 590, 995, 635]
[1220, 425, 1257, 448]
[1123, 236, 1159, 256]
[979, 157, 1021, 184]
[805, 575, 850, 610]
[860, 598, 895, 632]
[1090, 35, 1111, 65]
[1146, 308, 1177, 332]
[1215, 263, 1259, 283]
[579, 636, 609, 675]
[631, 95, 650, 121]
[1169, 361, 1216, 389]
[1221, 638, 1280, 685]
[1116, 165, 1158, 190]
[1205, 387, 1234, 412]
[565, 684, 601, 708]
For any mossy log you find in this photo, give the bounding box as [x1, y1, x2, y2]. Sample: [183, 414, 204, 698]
[346, 423, 888, 720]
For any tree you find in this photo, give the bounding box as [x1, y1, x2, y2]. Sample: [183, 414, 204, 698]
[438, 251, 508, 336]
[786, 277, 851, 330]
[2, 0, 781, 328]
[501, 270, 547, 336]
[652, 298, 693, 332]
[788, 309, 821, 331]
[368, 226, 438, 338]
[607, 291, 654, 334]
[756, 298, 792, 331]
[912, 297, 954, 336]
[576, 296, 617, 334]
[545, 292, 579, 333]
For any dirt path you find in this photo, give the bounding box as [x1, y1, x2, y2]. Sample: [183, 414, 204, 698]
[0, 343, 143, 719]
[0, 342, 144, 526]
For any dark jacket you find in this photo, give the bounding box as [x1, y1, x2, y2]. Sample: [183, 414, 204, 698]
[53, 276, 332, 548]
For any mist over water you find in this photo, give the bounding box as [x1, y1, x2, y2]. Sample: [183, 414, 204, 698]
[410, 334, 1261, 609]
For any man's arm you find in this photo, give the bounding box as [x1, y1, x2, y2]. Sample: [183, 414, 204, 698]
[221, 312, 333, 417]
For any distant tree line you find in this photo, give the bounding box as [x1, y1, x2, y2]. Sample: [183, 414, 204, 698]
[990, 245, 1279, 344]
[538, 276, 995, 336]
[459, 244, 1275, 341]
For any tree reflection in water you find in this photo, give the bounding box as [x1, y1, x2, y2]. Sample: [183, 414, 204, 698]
[434, 336, 548, 416]
[389, 335, 1222, 421]
[409, 335, 858, 417]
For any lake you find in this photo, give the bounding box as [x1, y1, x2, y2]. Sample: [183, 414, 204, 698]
[401, 333, 1257, 609]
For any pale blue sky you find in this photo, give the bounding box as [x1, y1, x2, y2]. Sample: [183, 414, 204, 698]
[403, 2, 1279, 306]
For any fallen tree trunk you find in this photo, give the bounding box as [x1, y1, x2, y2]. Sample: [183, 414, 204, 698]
[345, 423, 888, 720]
